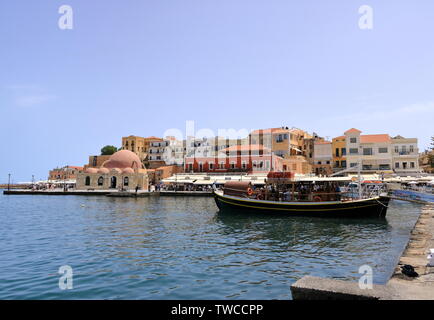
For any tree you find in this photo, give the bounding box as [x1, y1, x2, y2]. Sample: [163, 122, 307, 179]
[101, 145, 118, 155]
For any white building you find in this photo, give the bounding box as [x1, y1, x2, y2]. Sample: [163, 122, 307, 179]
[344, 128, 393, 173]
[391, 136, 420, 173]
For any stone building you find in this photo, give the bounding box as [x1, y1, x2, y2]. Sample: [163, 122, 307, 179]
[48, 166, 83, 181]
[76, 150, 149, 191]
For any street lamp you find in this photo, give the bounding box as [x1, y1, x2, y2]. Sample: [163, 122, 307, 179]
[8, 173, 11, 191]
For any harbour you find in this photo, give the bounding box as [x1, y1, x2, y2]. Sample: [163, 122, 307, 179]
[0, 189, 429, 299]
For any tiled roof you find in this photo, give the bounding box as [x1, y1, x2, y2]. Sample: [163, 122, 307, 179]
[344, 128, 362, 134]
[360, 134, 391, 143]
[222, 144, 271, 152]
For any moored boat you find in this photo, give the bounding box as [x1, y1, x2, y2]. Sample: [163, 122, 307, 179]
[213, 175, 390, 218]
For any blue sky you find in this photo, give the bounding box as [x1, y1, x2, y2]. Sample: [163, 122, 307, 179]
[1, 0, 433, 182]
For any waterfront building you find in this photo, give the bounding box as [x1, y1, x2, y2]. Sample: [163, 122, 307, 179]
[391, 135, 420, 174]
[312, 141, 333, 175]
[249, 127, 307, 158]
[281, 156, 312, 175]
[147, 136, 168, 169]
[332, 136, 347, 172]
[84, 155, 111, 170]
[76, 150, 149, 191]
[147, 165, 184, 185]
[301, 132, 325, 165]
[344, 128, 393, 174]
[184, 144, 283, 173]
[163, 136, 186, 166]
[121, 135, 149, 162]
[48, 166, 83, 181]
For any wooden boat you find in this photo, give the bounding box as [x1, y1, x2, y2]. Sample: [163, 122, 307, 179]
[214, 180, 390, 218]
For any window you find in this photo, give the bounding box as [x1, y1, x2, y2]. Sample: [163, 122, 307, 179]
[326, 161, 330, 164]
[341, 148, 346, 156]
[350, 137, 357, 143]
[188, 163, 193, 171]
[394, 146, 399, 153]
[98, 177, 104, 186]
[220, 162, 225, 169]
[349, 148, 358, 154]
[230, 162, 236, 169]
[124, 177, 129, 186]
[410, 162, 415, 168]
[378, 147, 388, 153]
[363, 148, 373, 155]
[318, 161, 322, 165]
[209, 163, 214, 170]
[341, 160, 347, 168]
[335, 161, 340, 167]
[335, 148, 340, 157]
[395, 162, 399, 169]
[379, 164, 390, 170]
[241, 161, 247, 169]
[85, 176, 91, 186]
[350, 163, 358, 167]
[410, 145, 414, 153]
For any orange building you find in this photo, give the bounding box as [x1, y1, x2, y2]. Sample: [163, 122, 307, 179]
[332, 136, 347, 171]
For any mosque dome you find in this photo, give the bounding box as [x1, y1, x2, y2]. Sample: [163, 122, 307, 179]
[102, 150, 143, 170]
[122, 168, 134, 174]
[85, 168, 98, 174]
[97, 168, 109, 174]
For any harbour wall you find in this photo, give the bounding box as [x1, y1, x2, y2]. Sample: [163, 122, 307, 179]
[291, 204, 434, 300]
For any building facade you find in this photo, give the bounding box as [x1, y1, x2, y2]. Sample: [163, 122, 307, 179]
[391, 136, 420, 174]
[332, 136, 346, 172]
[48, 166, 83, 181]
[76, 150, 149, 191]
[312, 141, 333, 175]
[184, 144, 283, 173]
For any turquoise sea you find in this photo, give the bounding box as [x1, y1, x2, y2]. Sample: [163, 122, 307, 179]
[0, 191, 423, 299]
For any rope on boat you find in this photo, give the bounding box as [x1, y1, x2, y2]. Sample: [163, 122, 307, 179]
[375, 198, 388, 208]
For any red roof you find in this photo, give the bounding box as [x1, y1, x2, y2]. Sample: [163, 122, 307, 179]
[222, 144, 271, 152]
[314, 141, 331, 145]
[360, 134, 391, 143]
[345, 128, 362, 134]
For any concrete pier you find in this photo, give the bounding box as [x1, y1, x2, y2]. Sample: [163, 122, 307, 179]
[291, 204, 434, 300]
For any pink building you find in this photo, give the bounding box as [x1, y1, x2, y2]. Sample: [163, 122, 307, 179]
[184, 144, 283, 173]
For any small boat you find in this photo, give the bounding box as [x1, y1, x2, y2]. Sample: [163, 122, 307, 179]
[390, 181, 434, 204]
[214, 174, 390, 218]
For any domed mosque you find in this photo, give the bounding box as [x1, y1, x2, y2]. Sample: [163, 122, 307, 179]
[76, 150, 149, 191]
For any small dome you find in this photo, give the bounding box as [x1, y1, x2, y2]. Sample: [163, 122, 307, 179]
[98, 168, 109, 174]
[103, 150, 143, 170]
[85, 168, 98, 174]
[122, 168, 134, 174]
[110, 168, 122, 174]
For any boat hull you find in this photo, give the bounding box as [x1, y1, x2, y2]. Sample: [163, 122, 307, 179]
[214, 191, 390, 218]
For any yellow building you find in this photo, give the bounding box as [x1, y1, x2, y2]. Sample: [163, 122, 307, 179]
[332, 136, 346, 171]
[122, 135, 149, 161]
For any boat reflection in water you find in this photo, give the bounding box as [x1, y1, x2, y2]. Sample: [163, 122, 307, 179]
[214, 173, 390, 218]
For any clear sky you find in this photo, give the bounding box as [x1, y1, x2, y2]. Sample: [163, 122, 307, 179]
[1, 0, 433, 182]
